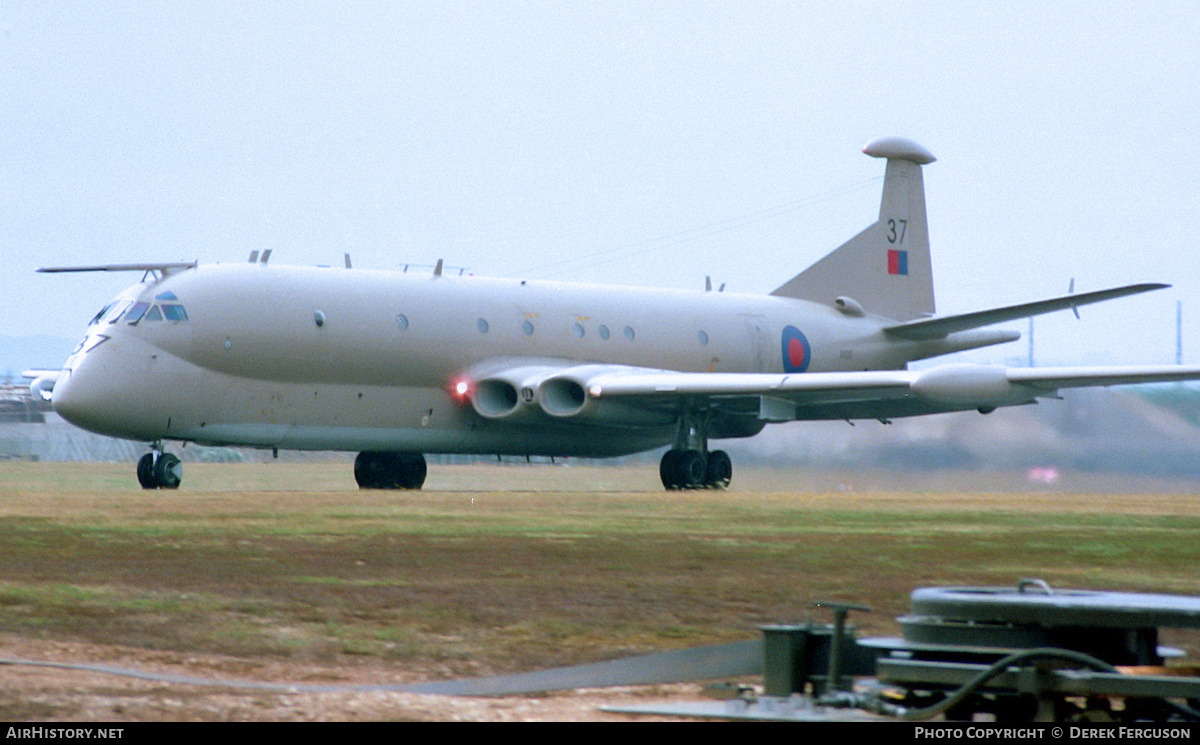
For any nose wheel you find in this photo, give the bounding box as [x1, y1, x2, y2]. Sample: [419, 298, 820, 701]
[136, 450, 182, 490]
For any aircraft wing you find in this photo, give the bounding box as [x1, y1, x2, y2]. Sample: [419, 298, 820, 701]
[510, 361, 1200, 424]
[580, 368, 913, 402]
[883, 283, 1169, 340]
[1005, 365, 1200, 391]
[579, 368, 918, 422]
[22, 368, 64, 401]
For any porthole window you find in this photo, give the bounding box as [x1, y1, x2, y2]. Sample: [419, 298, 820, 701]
[396, 314, 409, 330]
[624, 326, 635, 341]
[599, 324, 611, 340]
[572, 323, 585, 338]
[522, 320, 534, 336]
[697, 330, 709, 345]
[477, 318, 490, 333]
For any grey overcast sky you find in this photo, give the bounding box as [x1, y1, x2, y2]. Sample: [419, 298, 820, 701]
[2, 1, 1197, 368]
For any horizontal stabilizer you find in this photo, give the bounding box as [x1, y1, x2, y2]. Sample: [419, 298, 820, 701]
[37, 262, 197, 275]
[884, 283, 1169, 340]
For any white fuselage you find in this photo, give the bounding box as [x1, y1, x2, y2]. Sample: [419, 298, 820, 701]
[43, 140, 1200, 493]
[51, 263, 964, 457]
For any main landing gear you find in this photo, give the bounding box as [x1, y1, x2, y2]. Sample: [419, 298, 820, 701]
[136, 448, 182, 490]
[659, 407, 732, 490]
[354, 451, 427, 490]
[659, 448, 732, 490]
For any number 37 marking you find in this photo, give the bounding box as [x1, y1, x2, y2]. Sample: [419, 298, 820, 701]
[886, 218, 908, 244]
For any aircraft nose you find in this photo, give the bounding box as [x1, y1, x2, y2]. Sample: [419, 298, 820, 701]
[51, 355, 128, 437]
[50, 339, 171, 442]
[50, 367, 103, 432]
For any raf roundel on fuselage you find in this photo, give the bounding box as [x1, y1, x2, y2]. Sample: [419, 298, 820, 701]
[780, 325, 811, 373]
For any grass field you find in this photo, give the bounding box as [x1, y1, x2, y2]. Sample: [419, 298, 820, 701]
[1, 460, 1199, 682]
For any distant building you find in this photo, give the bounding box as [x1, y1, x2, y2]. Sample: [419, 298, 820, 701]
[0, 383, 50, 423]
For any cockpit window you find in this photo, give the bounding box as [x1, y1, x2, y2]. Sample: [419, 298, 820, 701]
[125, 302, 150, 325]
[104, 301, 133, 324]
[161, 304, 188, 321]
[89, 302, 114, 326]
[93, 294, 188, 329]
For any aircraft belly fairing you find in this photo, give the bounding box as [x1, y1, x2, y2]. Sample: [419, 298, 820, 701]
[188, 421, 674, 458]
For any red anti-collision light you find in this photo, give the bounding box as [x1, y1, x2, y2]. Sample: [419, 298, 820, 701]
[449, 378, 472, 402]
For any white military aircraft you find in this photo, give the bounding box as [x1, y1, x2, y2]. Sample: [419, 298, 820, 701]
[34, 137, 1200, 491]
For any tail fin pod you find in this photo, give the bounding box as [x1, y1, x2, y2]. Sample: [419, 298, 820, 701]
[771, 137, 936, 322]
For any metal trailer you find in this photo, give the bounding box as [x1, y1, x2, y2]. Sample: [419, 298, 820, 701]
[766, 580, 1200, 721]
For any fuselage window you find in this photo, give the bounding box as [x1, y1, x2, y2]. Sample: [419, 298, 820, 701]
[125, 302, 150, 325]
[396, 314, 409, 330]
[161, 304, 188, 321]
[522, 320, 534, 336]
[477, 318, 489, 333]
[599, 324, 611, 340]
[572, 322, 585, 338]
[697, 330, 709, 345]
[143, 305, 163, 322]
[624, 326, 635, 341]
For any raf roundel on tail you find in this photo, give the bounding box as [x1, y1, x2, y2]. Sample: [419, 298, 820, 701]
[34, 137, 1200, 491]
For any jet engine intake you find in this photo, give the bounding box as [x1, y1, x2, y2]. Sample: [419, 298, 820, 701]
[537, 377, 587, 417]
[466, 364, 569, 421]
[471, 378, 522, 418]
[537, 372, 675, 426]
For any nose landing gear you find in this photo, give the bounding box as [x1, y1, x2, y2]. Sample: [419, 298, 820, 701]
[136, 448, 182, 490]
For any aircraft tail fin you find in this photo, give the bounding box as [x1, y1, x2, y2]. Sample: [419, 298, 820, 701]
[771, 137, 936, 322]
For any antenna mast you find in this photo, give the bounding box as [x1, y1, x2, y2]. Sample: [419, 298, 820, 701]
[1177, 300, 1183, 365]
